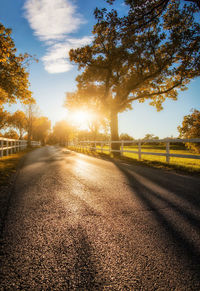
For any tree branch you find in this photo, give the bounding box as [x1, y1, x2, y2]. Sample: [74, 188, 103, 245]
[123, 79, 183, 106]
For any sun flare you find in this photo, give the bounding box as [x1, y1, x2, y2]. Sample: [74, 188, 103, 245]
[70, 110, 92, 128]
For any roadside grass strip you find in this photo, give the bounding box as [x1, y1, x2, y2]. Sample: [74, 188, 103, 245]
[0, 151, 28, 186]
[122, 145, 200, 171]
[69, 144, 200, 175]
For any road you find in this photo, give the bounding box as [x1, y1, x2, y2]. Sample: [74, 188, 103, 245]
[0, 146, 200, 290]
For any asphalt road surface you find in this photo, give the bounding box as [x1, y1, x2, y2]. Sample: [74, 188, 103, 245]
[0, 146, 200, 290]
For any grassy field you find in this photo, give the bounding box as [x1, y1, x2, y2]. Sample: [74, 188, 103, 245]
[70, 143, 200, 174]
[0, 151, 28, 186]
[123, 145, 200, 170]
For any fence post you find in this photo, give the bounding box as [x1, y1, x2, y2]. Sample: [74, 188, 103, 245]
[95, 141, 96, 152]
[109, 141, 111, 154]
[10, 141, 13, 154]
[121, 140, 124, 156]
[6, 140, 9, 156]
[138, 141, 141, 161]
[166, 141, 170, 163]
[101, 142, 103, 154]
[1, 140, 3, 157]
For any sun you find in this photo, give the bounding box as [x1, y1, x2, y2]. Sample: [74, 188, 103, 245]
[70, 110, 92, 128]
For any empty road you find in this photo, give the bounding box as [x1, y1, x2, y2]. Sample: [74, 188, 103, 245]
[0, 146, 200, 290]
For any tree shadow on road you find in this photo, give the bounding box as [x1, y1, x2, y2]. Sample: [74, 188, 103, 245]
[113, 161, 200, 284]
[66, 225, 106, 290]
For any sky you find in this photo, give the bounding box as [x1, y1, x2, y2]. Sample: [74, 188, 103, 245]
[0, 0, 200, 139]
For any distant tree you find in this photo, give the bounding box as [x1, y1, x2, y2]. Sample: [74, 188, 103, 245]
[143, 133, 159, 140]
[32, 116, 51, 145]
[178, 109, 200, 153]
[69, 1, 200, 153]
[0, 108, 10, 130]
[0, 22, 35, 106]
[75, 130, 92, 142]
[76, 129, 110, 141]
[142, 133, 159, 145]
[24, 104, 40, 145]
[8, 110, 26, 139]
[119, 133, 134, 140]
[4, 129, 19, 139]
[65, 90, 109, 141]
[52, 120, 72, 146]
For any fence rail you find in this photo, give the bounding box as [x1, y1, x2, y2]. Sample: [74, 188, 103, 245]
[0, 137, 41, 158]
[69, 138, 200, 163]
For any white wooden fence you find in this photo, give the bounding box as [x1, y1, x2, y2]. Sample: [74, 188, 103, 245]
[0, 137, 41, 158]
[69, 138, 200, 163]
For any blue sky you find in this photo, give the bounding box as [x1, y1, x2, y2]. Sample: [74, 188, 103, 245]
[1, 0, 200, 139]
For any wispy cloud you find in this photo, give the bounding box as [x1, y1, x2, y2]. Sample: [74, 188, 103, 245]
[42, 37, 92, 74]
[24, 0, 91, 73]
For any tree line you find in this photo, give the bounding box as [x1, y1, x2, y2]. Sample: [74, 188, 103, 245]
[2, 104, 199, 153]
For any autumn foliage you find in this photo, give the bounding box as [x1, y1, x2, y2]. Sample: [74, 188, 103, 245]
[0, 22, 34, 107]
[178, 109, 200, 153]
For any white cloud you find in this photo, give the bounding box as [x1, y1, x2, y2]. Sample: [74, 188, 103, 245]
[42, 37, 92, 74]
[24, 0, 85, 41]
[24, 0, 92, 73]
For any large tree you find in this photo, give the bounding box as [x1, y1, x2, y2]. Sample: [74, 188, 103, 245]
[0, 22, 34, 106]
[106, 0, 200, 22]
[68, 0, 200, 150]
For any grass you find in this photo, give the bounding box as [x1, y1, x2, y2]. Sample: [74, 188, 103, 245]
[123, 145, 200, 171]
[0, 150, 29, 186]
[69, 143, 200, 175]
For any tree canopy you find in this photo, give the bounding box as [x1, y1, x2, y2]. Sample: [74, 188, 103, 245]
[119, 133, 134, 140]
[4, 129, 19, 139]
[0, 22, 34, 107]
[178, 109, 200, 153]
[8, 110, 26, 139]
[67, 0, 199, 149]
[0, 108, 10, 130]
[32, 116, 51, 145]
[51, 120, 72, 146]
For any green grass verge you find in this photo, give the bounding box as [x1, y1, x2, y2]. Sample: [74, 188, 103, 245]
[68, 145, 200, 175]
[122, 145, 200, 171]
[0, 149, 30, 186]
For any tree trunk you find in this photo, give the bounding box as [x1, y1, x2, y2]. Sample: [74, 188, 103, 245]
[19, 128, 23, 140]
[110, 110, 120, 153]
[27, 127, 32, 147]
